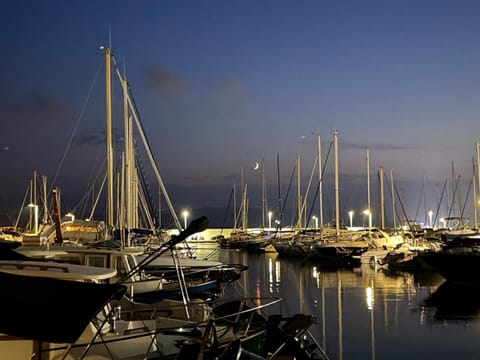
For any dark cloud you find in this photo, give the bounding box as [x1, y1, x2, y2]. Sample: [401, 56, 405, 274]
[74, 127, 124, 147]
[143, 64, 185, 95]
[210, 77, 249, 109]
[0, 89, 70, 129]
[0, 87, 73, 161]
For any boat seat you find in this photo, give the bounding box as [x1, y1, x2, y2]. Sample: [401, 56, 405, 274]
[176, 341, 201, 360]
[282, 314, 317, 332]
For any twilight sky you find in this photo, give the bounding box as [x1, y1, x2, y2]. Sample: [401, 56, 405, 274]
[1, 0, 480, 228]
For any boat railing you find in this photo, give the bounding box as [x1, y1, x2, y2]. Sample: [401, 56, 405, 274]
[146, 263, 247, 282]
[0, 261, 69, 273]
[209, 296, 283, 338]
[211, 296, 283, 320]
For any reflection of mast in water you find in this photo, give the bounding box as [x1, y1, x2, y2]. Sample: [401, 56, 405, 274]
[312, 266, 327, 352]
[241, 251, 248, 295]
[255, 277, 261, 308]
[366, 278, 376, 360]
[299, 265, 304, 314]
[268, 258, 273, 293]
[276, 260, 280, 292]
[337, 272, 343, 360]
[322, 272, 326, 351]
[267, 257, 281, 293]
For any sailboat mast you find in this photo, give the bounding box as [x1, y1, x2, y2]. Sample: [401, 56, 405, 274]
[233, 183, 237, 231]
[379, 167, 385, 229]
[391, 169, 396, 229]
[32, 171, 39, 235]
[30, 171, 37, 233]
[119, 153, 126, 247]
[52, 187, 63, 244]
[261, 156, 267, 228]
[122, 76, 132, 234]
[457, 174, 463, 222]
[42, 175, 48, 224]
[473, 170, 477, 230]
[476, 141, 480, 228]
[334, 131, 340, 235]
[240, 167, 247, 231]
[105, 47, 114, 230]
[297, 155, 302, 228]
[277, 153, 283, 226]
[318, 134, 323, 230]
[366, 148, 371, 217]
[243, 184, 248, 231]
[114, 65, 182, 231]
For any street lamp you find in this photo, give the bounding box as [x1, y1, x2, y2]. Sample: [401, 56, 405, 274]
[268, 211, 273, 229]
[312, 215, 318, 229]
[440, 217, 446, 228]
[182, 210, 189, 230]
[348, 210, 354, 228]
[363, 209, 372, 235]
[274, 219, 281, 229]
[28, 203, 39, 235]
[428, 210, 433, 228]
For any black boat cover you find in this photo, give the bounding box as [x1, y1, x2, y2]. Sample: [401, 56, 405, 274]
[0, 272, 126, 343]
[0, 240, 31, 260]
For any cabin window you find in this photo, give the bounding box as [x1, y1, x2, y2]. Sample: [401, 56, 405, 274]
[86, 255, 106, 268]
[127, 255, 137, 270]
[114, 256, 127, 276]
[54, 255, 81, 265]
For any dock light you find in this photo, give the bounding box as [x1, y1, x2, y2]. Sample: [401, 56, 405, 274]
[182, 210, 189, 230]
[268, 211, 273, 229]
[312, 215, 318, 229]
[428, 210, 433, 228]
[28, 203, 39, 235]
[348, 210, 354, 228]
[440, 217, 446, 228]
[366, 287, 374, 310]
[363, 209, 372, 235]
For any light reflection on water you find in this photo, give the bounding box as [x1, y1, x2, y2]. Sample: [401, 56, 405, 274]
[189, 241, 480, 360]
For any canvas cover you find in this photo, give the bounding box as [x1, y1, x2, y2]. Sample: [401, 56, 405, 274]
[0, 272, 126, 343]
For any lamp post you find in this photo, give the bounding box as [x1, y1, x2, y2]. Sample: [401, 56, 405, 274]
[312, 216, 318, 229]
[182, 210, 189, 230]
[440, 217, 446, 228]
[363, 209, 372, 235]
[268, 211, 273, 229]
[428, 210, 433, 228]
[348, 210, 354, 228]
[274, 219, 280, 229]
[28, 203, 39, 235]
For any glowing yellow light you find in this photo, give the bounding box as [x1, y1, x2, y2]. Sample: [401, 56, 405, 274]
[366, 286, 374, 310]
[182, 210, 189, 229]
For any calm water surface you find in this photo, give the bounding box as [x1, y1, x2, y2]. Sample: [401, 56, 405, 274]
[193, 243, 480, 360]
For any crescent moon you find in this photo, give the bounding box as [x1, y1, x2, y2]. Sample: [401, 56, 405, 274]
[253, 162, 259, 170]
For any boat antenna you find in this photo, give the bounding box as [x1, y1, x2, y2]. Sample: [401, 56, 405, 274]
[108, 24, 112, 49]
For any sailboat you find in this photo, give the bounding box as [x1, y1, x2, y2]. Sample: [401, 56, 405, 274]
[305, 132, 371, 265]
[3, 44, 331, 359]
[0, 247, 301, 359]
[223, 173, 269, 251]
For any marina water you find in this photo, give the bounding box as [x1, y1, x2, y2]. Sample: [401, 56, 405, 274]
[191, 238, 480, 360]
